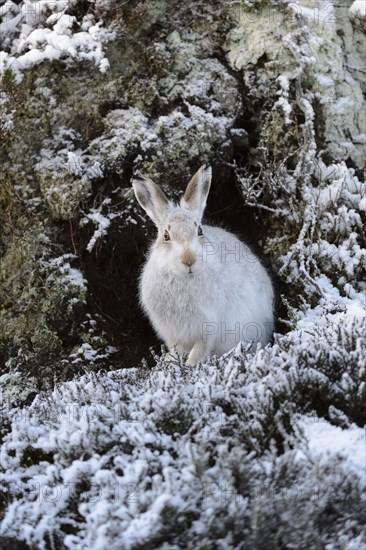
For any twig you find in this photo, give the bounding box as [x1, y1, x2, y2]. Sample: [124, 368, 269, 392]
[69, 219, 77, 255]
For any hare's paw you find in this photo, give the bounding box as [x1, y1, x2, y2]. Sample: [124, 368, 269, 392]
[186, 340, 209, 366]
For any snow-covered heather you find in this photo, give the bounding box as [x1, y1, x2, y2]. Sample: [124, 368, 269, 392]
[1, 340, 365, 549]
[0, 0, 114, 80]
[298, 417, 366, 487]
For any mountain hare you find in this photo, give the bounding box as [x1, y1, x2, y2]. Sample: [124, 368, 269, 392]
[132, 165, 274, 365]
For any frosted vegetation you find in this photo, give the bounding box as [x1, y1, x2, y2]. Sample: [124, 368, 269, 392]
[0, 0, 365, 548]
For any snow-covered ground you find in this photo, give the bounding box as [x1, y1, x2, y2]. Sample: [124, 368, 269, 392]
[1, 351, 365, 549]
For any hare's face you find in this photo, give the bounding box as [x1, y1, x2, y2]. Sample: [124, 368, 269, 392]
[132, 165, 212, 275]
[157, 211, 205, 276]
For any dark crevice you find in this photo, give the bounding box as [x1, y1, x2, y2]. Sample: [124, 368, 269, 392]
[79, 213, 159, 368]
[0, 539, 32, 550]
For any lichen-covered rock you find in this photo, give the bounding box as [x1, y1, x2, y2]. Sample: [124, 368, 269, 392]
[0, 223, 89, 401]
[225, 0, 366, 168]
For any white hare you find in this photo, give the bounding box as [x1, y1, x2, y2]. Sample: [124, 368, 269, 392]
[132, 165, 274, 365]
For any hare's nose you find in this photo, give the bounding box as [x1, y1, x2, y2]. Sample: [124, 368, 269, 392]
[181, 250, 196, 267]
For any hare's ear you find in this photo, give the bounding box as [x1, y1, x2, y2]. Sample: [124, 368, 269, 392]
[181, 165, 212, 220]
[132, 176, 170, 226]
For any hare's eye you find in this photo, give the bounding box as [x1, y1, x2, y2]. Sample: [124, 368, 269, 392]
[164, 230, 170, 242]
[197, 225, 203, 237]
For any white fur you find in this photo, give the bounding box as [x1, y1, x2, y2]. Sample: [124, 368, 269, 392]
[132, 166, 274, 365]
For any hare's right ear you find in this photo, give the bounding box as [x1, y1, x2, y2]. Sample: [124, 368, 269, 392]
[132, 176, 170, 226]
[181, 165, 212, 220]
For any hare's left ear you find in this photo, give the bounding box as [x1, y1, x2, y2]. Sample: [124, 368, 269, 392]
[181, 165, 212, 220]
[132, 175, 170, 227]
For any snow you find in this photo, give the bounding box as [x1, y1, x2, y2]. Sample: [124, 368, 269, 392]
[359, 197, 366, 211]
[99, 56, 110, 73]
[85, 209, 118, 253]
[350, 0, 366, 17]
[67, 337, 117, 365]
[46, 254, 87, 290]
[299, 417, 366, 487]
[289, 1, 336, 26]
[0, 0, 115, 80]
[63, 267, 87, 288]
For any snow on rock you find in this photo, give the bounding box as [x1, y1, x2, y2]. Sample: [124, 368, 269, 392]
[0, 0, 114, 80]
[87, 74, 237, 181]
[46, 254, 88, 290]
[69, 342, 117, 364]
[34, 128, 103, 219]
[225, 0, 366, 168]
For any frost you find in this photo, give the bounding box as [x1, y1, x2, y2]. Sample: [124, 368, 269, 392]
[83, 209, 118, 253]
[275, 75, 292, 124]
